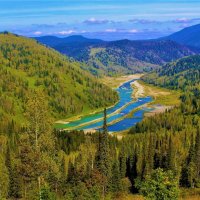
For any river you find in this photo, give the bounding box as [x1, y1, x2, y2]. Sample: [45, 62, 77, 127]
[57, 79, 153, 132]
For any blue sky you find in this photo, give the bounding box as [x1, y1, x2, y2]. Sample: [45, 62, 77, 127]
[1, 0, 200, 40]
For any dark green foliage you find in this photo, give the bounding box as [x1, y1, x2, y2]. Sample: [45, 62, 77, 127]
[5, 147, 21, 198]
[96, 109, 112, 195]
[111, 159, 122, 193]
[127, 95, 200, 184]
[139, 55, 200, 191]
[40, 186, 56, 200]
[1, 90, 200, 199]
[119, 144, 127, 179]
[135, 168, 179, 200]
[194, 128, 200, 186]
[97, 109, 111, 176]
[56, 130, 86, 154]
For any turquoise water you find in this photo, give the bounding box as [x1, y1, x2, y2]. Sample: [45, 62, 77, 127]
[60, 79, 137, 129]
[58, 79, 153, 132]
[79, 96, 152, 131]
[106, 107, 154, 132]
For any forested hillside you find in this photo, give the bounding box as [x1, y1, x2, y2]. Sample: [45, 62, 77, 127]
[0, 33, 118, 133]
[125, 54, 200, 198]
[1, 94, 199, 199]
[1, 34, 200, 200]
[142, 55, 200, 90]
[35, 36, 199, 76]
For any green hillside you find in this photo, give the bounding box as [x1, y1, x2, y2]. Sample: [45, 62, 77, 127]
[127, 54, 200, 199]
[142, 55, 200, 90]
[0, 33, 118, 132]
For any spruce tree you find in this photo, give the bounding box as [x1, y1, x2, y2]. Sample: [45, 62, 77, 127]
[119, 144, 127, 179]
[5, 146, 13, 198]
[167, 135, 176, 171]
[184, 134, 196, 187]
[96, 108, 112, 195]
[98, 108, 111, 177]
[60, 156, 67, 192]
[144, 133, 154, 176]
[5, 146, 20, 198]
[111, 158, 121, 193]
[194, 127, 200, 183]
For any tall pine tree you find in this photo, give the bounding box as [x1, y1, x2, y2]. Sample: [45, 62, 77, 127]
[194, 127, 200, 185]
[96, 108, 112, 196]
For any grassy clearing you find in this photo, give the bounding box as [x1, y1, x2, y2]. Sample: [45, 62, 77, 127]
[180, 188, 200, 200]
[114, 194, 144, 200]
[124, 79, 181, 123]
[137, 80, 181, 106]
[101, 74, 143, 89]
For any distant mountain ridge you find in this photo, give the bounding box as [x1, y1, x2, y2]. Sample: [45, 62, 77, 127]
[164, 24, 200, 49]
[35, 35, 103, 46]
[34, 35, 199, 76]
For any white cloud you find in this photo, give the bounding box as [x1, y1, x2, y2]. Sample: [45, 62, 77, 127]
[58, 30, 76, 35]
[174, 18, 190, 23]
[105, 29, 117, 32]
[80, 30, 87, 33]
[129, 19, 158, 24]
[84, 18, 109, 25]
[33, 31, 42, 35]
[129, 29, 139, 33]
[87, 18, 97, 22]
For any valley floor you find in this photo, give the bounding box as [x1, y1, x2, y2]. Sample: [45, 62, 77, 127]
[55, 74, 141, 125]
[55, 74, 181, 132]
[100, 74, 143, 89]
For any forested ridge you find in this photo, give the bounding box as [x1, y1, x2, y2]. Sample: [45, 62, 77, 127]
[35, 36, 199, 76]
[142, 55, 200, 90]
[0, 33, 118, 133]
[129, 54, 200, 197]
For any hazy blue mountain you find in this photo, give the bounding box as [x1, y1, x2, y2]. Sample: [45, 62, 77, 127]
[165, 24, 200, 48]
[35, 35, 103, 46]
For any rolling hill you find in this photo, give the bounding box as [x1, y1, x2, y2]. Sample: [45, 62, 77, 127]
[165, 24, 200, 49]
[34, 36, 199, 76]
[0, 33, 118, 132]
[35, 35, 103, 47]
[142, 55, 200, 90]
